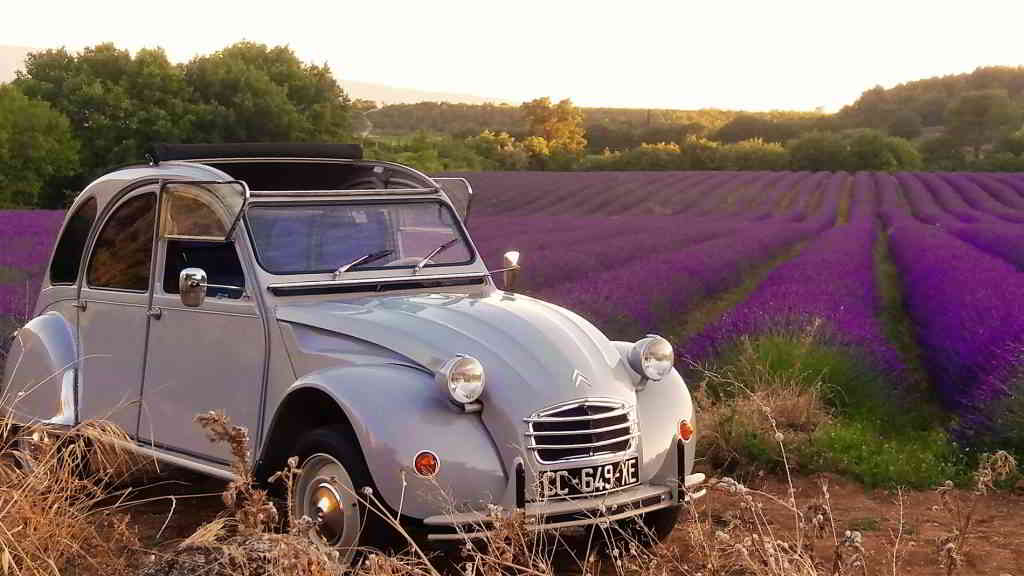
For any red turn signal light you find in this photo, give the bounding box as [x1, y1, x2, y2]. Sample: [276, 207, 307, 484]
[678, 419, 695, 442]
[413, 450, 440, 478]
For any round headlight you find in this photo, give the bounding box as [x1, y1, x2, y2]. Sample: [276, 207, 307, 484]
[628, 335, 674, 381]
[438, 355, 486, 405]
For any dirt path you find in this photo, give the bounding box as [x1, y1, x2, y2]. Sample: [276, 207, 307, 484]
[665, 474, 1024, 576]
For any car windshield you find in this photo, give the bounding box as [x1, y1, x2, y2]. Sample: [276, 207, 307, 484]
[246, 201, 474, 275]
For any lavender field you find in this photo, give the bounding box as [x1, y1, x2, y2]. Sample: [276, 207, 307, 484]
[3, 171, 1024, 455]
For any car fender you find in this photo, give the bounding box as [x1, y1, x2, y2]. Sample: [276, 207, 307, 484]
[2, 312, 78, 426]
[272, 363, 507, 520]
[612, 341, 695, 484]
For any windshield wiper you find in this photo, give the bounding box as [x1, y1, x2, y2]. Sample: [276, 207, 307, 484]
[415, 238, 459, 271]
[333, 249, 394, 280]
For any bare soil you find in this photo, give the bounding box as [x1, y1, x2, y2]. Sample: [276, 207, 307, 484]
[124, 469, 1024, 575]
[666, 474, 1024, 576]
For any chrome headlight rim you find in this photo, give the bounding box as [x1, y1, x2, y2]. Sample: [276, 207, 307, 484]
[437, 354, 486, 405]
[628, 335, 674, 381]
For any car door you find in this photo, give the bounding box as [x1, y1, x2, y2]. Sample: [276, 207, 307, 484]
[77, 189, 158, 435]
[137, 182, 265, 463]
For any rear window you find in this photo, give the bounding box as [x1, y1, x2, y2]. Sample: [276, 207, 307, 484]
[87, 193, 157, 291]
[49, 198, 97, 285]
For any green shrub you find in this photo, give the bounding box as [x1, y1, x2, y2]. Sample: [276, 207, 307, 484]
[694, 334, 965, 488]
[717, 139, 791, 171]
[787, 131, 848, 171]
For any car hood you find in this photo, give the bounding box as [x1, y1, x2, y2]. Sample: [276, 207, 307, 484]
[276, 291, 641, 464]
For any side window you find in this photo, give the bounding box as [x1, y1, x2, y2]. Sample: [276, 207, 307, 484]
[87, 193, 157, 291]
[49, 197, 97, 284]
[163, 240, 245, 300]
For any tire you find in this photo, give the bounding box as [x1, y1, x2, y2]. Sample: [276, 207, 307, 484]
[292, 426, 381, 566]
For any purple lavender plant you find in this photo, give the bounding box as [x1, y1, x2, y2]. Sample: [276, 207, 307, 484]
[686, 172, 901, 378]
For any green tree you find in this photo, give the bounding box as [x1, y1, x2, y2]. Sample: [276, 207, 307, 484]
[787, 132, 847, 171]
[520, 97, 586, 155]
[15, 44, 193, 183]
[945, 89, 1015, 157]
[718, 139, 791, 170]
[843, 130, 921, 171]
[678, 135, 721, 170]
[0, 85, 79, 207]
[996, 127, 1024, 156]
[519, 135, 552, 169]
[919, 134, 968, 171]
[185, 42, 351, 143]
[887, 110, 923, 140]
[465, 130, 529, 170]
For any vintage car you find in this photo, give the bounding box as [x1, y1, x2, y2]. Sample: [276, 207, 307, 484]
[2, 143, 704, 559]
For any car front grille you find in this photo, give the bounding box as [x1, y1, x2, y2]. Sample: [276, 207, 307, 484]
[525, 399, 638, 463]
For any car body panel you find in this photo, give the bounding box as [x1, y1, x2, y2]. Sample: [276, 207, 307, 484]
[138, 296, 265, 461]
[76, 288, 150, 434]
[282, 365, 508, 519]
[2, 310, 78, 425]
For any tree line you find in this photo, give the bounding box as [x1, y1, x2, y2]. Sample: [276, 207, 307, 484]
[3, 42, 1024, 208]
[367, 66, 1024, 173]
[0, 42, 351, 208]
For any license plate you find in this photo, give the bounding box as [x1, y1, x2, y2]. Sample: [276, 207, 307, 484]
[539, 457, 639, 499]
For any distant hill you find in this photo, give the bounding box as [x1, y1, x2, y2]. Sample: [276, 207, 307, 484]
[340, 80, 512, 106]
[0, 45, 31, 82]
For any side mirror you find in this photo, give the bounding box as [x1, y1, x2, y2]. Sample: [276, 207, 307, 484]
[179, 268, 207, 308]
[502, 251, 521, 292]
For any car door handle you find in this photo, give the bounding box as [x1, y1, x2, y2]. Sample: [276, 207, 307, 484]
[147, 307, 163, 319]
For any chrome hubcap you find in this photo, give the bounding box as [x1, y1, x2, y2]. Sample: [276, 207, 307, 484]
[295, 453, 361, 564]
[311, 481, 345, 545]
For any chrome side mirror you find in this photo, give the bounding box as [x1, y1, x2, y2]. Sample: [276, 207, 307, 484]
[502, 251, 521, 292]
[179, 267, 245, 307]
[179, 268, 208, 308]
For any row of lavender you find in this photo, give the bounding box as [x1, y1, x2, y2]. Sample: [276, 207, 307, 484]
[879, 172, 1024, 444]
[685, 173, 903, 375]
[469, 171, 841, 340]
[0, 210, 64, 319]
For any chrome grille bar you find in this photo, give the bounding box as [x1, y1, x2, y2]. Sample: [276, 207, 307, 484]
[524, 421, 633, 437]
[523, 406, 632, 423]
[529, 433, 640, 451]
[525, 398, 638, 464]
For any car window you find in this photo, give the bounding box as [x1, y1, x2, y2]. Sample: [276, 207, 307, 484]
[87, 193, 156, 291]
[246, 201, 473, 275]
[160, 183, 231, 240]
[49, 197, 97, 285]
[162, 239, 245, 300]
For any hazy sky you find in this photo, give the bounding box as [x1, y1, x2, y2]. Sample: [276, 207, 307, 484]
[4, 0, 1022, 111]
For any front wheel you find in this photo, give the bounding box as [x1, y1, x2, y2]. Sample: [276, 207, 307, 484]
[293, 427, 373, 566]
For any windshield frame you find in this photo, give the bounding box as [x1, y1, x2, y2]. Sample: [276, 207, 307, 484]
[243, 198, 478, 276]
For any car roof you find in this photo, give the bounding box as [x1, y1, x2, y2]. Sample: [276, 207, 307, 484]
[72, 155, 438, 216]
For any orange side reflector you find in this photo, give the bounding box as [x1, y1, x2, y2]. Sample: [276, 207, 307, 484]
[414, 450, 440, 478]
[679, 419, 695, 442]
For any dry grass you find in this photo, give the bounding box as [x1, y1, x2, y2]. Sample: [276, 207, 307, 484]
[139, 411, 341, 576]
[0, 392, 1018, 576]
[0, 419, 147, 576]
[690, 336, 832, 475]
[933, 450, 1017, 576]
